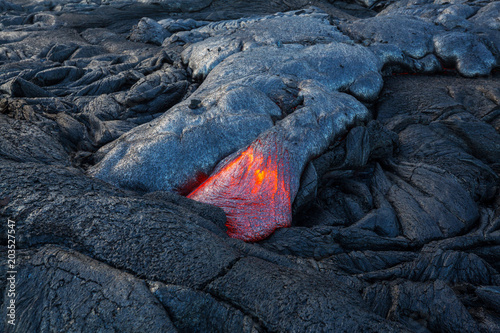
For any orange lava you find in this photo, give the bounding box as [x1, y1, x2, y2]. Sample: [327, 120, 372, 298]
[188, 132, 293, 242]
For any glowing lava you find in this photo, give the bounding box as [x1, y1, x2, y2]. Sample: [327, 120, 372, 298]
[188, 84, 371, 242]
[188, 131, 295, 242]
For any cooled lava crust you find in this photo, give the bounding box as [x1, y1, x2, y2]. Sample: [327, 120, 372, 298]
[1, 0, 500, 332]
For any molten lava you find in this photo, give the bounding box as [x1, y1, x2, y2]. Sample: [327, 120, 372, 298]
[188, 131, 294, 242]
[188, 84, 371, 242]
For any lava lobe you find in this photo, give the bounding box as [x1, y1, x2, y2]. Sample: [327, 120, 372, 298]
[188, 131, 295, 242]
[188, 83, 370, 242]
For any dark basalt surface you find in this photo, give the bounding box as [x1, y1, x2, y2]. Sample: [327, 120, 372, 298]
[1, 0, 500, 332]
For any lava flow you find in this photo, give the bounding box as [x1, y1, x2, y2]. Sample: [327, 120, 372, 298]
[188, 131, 294, 242]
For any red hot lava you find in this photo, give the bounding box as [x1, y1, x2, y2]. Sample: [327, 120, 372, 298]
[188, 84, 371, 242]
[188, 131, 296, 242]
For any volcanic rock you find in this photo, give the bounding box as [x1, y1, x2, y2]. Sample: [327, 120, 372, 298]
[340, 15, 440, 59]
[434, 32, 496, 77]
[0, 0, 499, 332]
[188, 83, 369, 241]
[137, 0, 212, 12]
[0, 113, 69, 165]
[129, 17, 171, 46]
[91, 9, 382, 194]
[0, 245, 177, 332]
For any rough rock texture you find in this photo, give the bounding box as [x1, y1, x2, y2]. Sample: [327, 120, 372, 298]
[340, 15, 440, 59]
[129, 17, 172, 46]
[434, 32, 496, 77]
[90, 8, 382, 193]
[150, 282, 262, 332]
[188, 86, 369, 241]
[0, 159, 239, 288]
[0, 245, 177, 332]
[137, 0, 213, 12]
[1, 0, 500, 332]
[0, 159, 413, 332]
[205, 256, 410, 332]
[363, 280, 482, 333]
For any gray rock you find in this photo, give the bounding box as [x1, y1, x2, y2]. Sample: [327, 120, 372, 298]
[355, 0, 378, 8]
[476, 286, 500, 311]
[0, 245, 177, 333]
[435, 13, 472, 30]
[33, 66, 84, 86]
[351, 188, 400, 238]
[51, 112, 89, 146]
[1, 1, 499, 331]
[137, 0, 212, 12]
[340, 15, 441, 59]
[412, 53, 442, 73]
[90, 80, 282, 192]
[292, 162, 318, 215]
[90, 118, 136, 146]
[129, 17, 171, 46]
[46, 43, 79, 63]
[336, 227, 412, 251]
[322, 250, 418, 275]
[434, 32, 497, 77]
[3, 29, 90, 60]
[0, 77, 53, 98]
[407, 250, 500, 285]
[0, 159, 239, 288]
[80, 94, 127, 121]
[143, 190, 228, 232]
[0, 0, 22, 11]
[198, 42, 383, 101]
[124, 67, 188, 113]
[377, 0, 443, 19]
[259, 226, 343, 258]
[150, 282, 261, 332]
[74, 70, 143, 96]
[0, 113, 69, 165]
[469, 1, 500, 31]
[363, 280, 481, 333]
[366, 120, 399, 160]
[182, 36, 243, 80]
[441, 4, 478, 19]
[361, 249, 500, 286]
[343, 126, 370, 168]
[179, 10, 351, 80]
[206, 257, 409, 332]
[384, 162, 478, 243]
[158, 18, 209, 33]
[376, 74, 500, 202]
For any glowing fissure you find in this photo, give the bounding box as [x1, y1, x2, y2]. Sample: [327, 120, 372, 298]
[188, 132, 294, 242]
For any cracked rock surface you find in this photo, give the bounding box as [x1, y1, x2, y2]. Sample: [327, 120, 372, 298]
[1, 0, 500, 332]
[5, 245, 178, 332]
